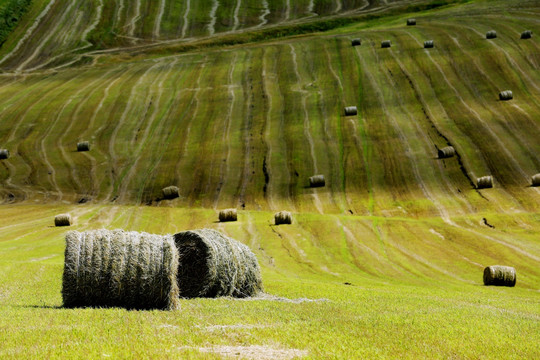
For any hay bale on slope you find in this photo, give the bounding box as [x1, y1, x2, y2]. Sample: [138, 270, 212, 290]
[62, 229, 180, 310]
[344, 106, 357, 116]
[531, 174, 540, 187]
[0, 149, 9, 159]
[520, 30, 532, 39]
[219, 208, 237, 222]
[424, 40, 434, 48]
[499, 90, 513, 101]
[486, 30, 497, 39]
[55, 214, 72, 227]
[477, 176, 493, 189]
[483, 265, 516, 287]
[407, 18, 416, 26]
[351, 39, 361, 46]
[77, 141, 90, 152]
[173, 229, 263, 298]
[438, 146, 455, 159]
[309, 175, 326, 188]
[381, 40, 391, 48]
[274, 211, 292, 225]
[162, 186, 179, 199]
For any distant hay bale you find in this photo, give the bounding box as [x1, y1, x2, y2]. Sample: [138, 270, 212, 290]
[62, 229, 180, 310]
[424, 40, 434, 48]
[162, 186, 179, 199]
[531, 174, 540, 187]
[483, 265, 516, 287]
[499, 90, 513, 101]
[407, 18, 416, 26]
[381, 40, 391, 48]
[219, 208, 237, 222]
[351, 38, 361, 46]
[486, 30, 497, 39]
[77, 141, 90, 152]
[309, 175, 326, 188]
[0, 149, 9, 159]
[55, 214, 72, 227]
[477, 176, 493, 189]
[520, 30, 532, 39]
[344, 106, 358, 116]
[274, 211, 292, 225]
[438, 146, 455, 159]
[173, 229, 263, 298]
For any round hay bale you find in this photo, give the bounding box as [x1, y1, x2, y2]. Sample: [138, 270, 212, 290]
[520, 30, 532, 39]
[483, 265, 516, 287]
[407, 18, 416, 26]
[162, 186, 179, 200]
[173, 229, 263, 298]
[531, 173, 540, 187]
[219, 208, 237, 222]
[62, 229, 180, 310]
[486, 30, 497, 39]
[274, 211, 292, 225]
[344, 106, 358, 116]
[477, 176, 493, 189]
[381, 40, 391, 48]
[309, 175, 326, 188]
[0, 149, 9, 159]
[499, 90, 513, 101]
[424, 40, 434, 48]
[438, 146, 455, 159]
[77, 141, 90, 152]
[55, 214, 72, 227]
[351, 38, 361, 46]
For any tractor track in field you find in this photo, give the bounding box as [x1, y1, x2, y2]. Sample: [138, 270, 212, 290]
[257, 1, 271, 28]
[181, 0, 191, 38]
[208, 0, 220, 36]
[126, 0, 142, 43]
[153, 0, 166, 39]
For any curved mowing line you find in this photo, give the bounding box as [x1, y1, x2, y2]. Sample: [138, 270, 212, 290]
[232, 0, 242, 31]
[127, 0, 142, 43]
[153, 0, 166, 39]
[181, 0, 191, 38]
[334, 0, 342, 13]
[284, 0, 290, 21]
[208, 0, 220, 36]
[257, 1, 271, 28]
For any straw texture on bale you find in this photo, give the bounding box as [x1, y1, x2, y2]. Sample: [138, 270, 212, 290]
[424, 40, 434, 48]
[344, 106, 357, 116]
[407, 18, 416, 26]
[219, 208, 237, 222]
[477, 176, 493, 189]
[173, 229, 263, 298]
[531, 174, 540, 187]
[520, 30, 532, 39]
[381, 40, 391, 48]
[438, 146, 455, 159]
[275, 211, 292, 225]
[499, 90, 513, 101]
[77, 141, 90, 152]
[162, 186, 179, 199]
[0, 149, 9, 159]
[55, 214, 72, 227]
[309, 175, 326, 188]
[62, 229, 180, 310]
[486, 30, 497, 39]
[483, 265, 516, 287]
[351, 39, 361, 46]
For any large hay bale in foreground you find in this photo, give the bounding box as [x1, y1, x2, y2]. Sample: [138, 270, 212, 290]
[0, 149, 9, 159]
[351, 38, 361, 46]
[532, 174, 540, 187]
[520, 30, 532, 39]
[219, 208, 237, 222]
[483, 265, 516, 287]
[381, 40, 391, 48]
[499, 90, 513, 101]
[486, 30, 497, 39]
[173, 229, 263, 298]
[275, 211, 292, 225]
[407, 18, 416, 26]
[309, 175, 326, 188]
[62, 229, 180, 310]
[477, 176, 493, 189]
[438, 146, 455, 159]
[55, 214, 72, 227]
[162, 186, 179, 199]
[344, 106, 357, 116]
[424, 40, 434, 48]
[77, 141, 90, 152]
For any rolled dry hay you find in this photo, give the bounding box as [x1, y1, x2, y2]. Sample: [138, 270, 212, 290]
[438, 146, 455, 159]
[531, 174, 540, 187]
[162, 186, 179, 199]
[219, 208, 237, 222]
[381, 40, 391, 48]
[407, 18, 416, 26]
[173, 229, 263, 298]
[351, 38, 361, 46]
[275, 211, 292, 225]
[0, 149, 9, 159]
[483, 265, 516, 287]
[499, 90, 513, 101]
[62, 229, 180, 310]
[77, 141, 90, 152]
[424, 40, 434, 48]
[55, 214, 72, 227]
[520, 30, 532, 39]
[477, 176, 493, 189]
[486, 30, 497, 39]
[344, 106, 357, 116]
[309, 175, 326, 188]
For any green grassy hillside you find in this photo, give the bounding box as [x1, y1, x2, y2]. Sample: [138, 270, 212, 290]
[0, 0, 539, 358]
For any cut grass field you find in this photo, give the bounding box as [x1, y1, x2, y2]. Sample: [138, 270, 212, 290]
[0, 0, 539, 358]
